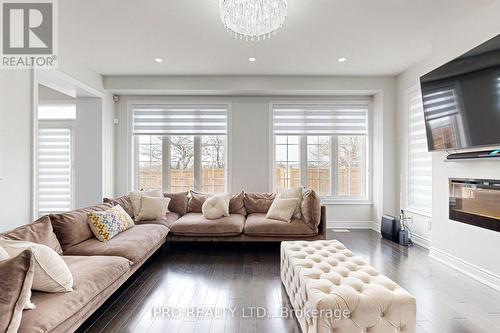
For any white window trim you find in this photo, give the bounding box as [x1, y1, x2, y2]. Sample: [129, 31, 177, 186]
[35, 121, 75, 218]
[269, 99, 373, 203]
[128, 100, 232, 193]
[404, 85, 432, 217]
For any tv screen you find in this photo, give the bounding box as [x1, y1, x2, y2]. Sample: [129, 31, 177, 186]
[420, 34, 500, 151]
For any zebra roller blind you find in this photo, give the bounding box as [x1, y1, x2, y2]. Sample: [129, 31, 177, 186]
[132, 104, 228, 135]
[272, 102, 369, 136]
[408, 90, 432, 213]
[37, 127, 72, 216]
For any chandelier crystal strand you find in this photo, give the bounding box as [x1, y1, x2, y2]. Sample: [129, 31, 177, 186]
[220, 0, 287, 41]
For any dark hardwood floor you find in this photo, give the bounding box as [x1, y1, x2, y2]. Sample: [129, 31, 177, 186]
[77, 230, 500, 333]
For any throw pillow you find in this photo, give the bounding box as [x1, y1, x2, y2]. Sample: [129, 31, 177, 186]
[188, 190, 211, 213]
[202, 195, 231, 219]
[301, 190, 322, 230]
[0, 250, 35, 333]
[0, 239, 73, 293]
[229, 191, 247, 215]
[265, 198, 298, 223]
[277, 187, 303, 219]
[103, 195, 135, 218]
[1, 215, 63, 255]
[88, 205, 135, 241]
[164, 191, 189, 215]
[129, 189, 163, 217]
[135, 196, 171, 221]
[0, 245, 9, 260]
[243, 192, 276, 214]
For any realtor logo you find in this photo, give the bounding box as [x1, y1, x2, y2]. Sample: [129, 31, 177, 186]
[1, 0, 58, 68]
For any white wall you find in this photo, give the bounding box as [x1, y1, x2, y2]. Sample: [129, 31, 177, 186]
[396, 1, 500, 285]
[108, 75, 398, 226]
[74, 98, 104, 207]
[0, 70, 33, 231]
[0, 64, 115, 231]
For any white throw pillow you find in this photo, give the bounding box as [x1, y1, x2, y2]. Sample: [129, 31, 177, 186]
[0, 245, 9, 260]
[135, 196, 171, 221]
[0, 239, 73, 293]
[266, 198, 298, 223]
[277, 187, 303, 219]
[129, 189, 163, 217]
[202, 195, 231, 219]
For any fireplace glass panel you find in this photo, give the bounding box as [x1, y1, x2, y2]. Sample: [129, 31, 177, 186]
[449, 178, 500, 233]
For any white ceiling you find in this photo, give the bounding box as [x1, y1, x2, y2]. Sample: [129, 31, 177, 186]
[59, 0, 494, 76]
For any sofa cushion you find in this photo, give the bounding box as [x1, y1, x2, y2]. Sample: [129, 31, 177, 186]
[0, 250, 35, 333]
[129, 190, 163, 217]
[170, 213, 245, 236]
[301, 190, 322, 231]
[276, 186, 303, 219]
[0, 239, 74, 293]
[164, 191, 189, 215]
[50, 203, 113, 251]
[202, 194, 230, 219]
[18, 255, 131, 333]
[103, 195, 134, 217]
[188, 190, 210, 213]
[244, 213, 317, 237]
[63, 224, 168, 264]
[1, 216, 63, 255]
[135, 212, 180, 229]
[88, 205, 135, 242]
[229, 191, 247, 215]
[244, 192, 275, 214]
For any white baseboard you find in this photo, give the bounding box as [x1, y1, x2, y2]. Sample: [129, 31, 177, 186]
[328, 220, 374, 229]
[371, 222, 431, 249]
[410, 233, 431, 249]
[429, 247, 500, 292]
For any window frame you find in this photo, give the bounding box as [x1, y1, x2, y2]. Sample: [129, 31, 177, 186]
[269, 100, 372, 204]
[128, 100, 231, 193]
[404, 86, 432, 217]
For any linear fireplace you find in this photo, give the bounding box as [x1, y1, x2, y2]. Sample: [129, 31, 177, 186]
[449, 178, 500, 233]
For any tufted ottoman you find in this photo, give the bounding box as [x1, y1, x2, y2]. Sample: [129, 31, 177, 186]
[281, 240, 416, 333]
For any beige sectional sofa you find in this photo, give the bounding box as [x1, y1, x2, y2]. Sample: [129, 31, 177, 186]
[1, 190, 325, 332]
[1, 204, 169, 333]
[104, 190, 327, 242]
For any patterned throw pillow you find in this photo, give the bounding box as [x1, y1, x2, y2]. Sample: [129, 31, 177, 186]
[87, 205, 135, 242]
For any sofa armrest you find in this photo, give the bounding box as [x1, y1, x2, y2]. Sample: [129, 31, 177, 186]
[318, 206, 327, 239]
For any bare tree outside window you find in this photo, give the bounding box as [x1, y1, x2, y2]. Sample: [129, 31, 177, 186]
[170, 136, 194, 192]
[337, 136, 364, 196]
[202, 136, 225, 193]
[307, 136, 331, 196]
[138, 135, 162, 190]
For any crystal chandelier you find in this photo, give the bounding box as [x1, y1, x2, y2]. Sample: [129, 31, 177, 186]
[219, 0, 288, 41]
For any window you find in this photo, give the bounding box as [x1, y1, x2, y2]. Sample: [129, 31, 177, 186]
[275, 136, 300, 189]
[37, 126, 72, 216]
[337, 136, 365, 197]
[407, 89, 432, 214]
[307, 136, 331, 196]
[36, 102, 76, 217]
[272, 102, 370, 200]
[132, 104, 228, 193]
[137, 135, 163, 190]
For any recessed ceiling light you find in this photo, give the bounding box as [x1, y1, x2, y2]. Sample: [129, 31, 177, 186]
[248, 57, 256, 62]
[154, 57, 164, 63]
[338, 57, 347, 63]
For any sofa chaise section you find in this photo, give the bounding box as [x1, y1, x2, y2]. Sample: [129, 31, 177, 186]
[18, 255, 132, 333]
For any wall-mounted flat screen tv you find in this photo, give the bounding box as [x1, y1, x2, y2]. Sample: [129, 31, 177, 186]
[420, 34, 500, 151]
